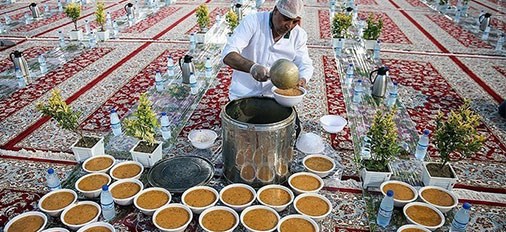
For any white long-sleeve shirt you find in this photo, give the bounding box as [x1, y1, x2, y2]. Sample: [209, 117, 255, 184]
[221, 11, 314, 100]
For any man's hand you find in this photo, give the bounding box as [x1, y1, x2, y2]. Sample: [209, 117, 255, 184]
[298, 78, 307, 88]
[249, 64, 270, 82]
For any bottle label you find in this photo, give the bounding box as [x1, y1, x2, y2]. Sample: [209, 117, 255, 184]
[111, 122, 121, 129]
[102, 201, 114, 208]
[378, 207, 392, 218]
[417, 143, 428, 149]
[451, 218, 467, 230]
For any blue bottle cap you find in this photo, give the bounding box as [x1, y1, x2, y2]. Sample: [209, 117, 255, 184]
[47, 168, 54, 174]
[110, 108, 116, 113]
[386, 190, 394, 197]
[349, 64, 353, 67]
[357, 79, 362, 83]
[423, 129, 430, 135]
[463, 202, 471, 209]
[156, 70, 160, 73]
[102, 185, 109, 191]
[393, 82, 398, 86]
[161, 112, 167, 116]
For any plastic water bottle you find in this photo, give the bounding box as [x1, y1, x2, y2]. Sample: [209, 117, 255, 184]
[496, 34, 505, 51]
[373, 39, 381, 61]
[352, 79, 363, 104]
[155, 70, 164, 91]
[24, 13, 31, 24]
[166, 56, 175, 77]
[106, 12, 112, 29]
[454, 9, 461, 23]
[110, 108, 122, 136]
[481, 26, 490, 41]
[450, 202, 471, 232]
[165, 0, 171, 6]
[189, 72, 197, 94]
[415, 129, 430, 160]
[58, 30, 65, 48]
[57, 0, 63, 12]
[38, 54, 48, 74]
[46, 168, 61, 191]
[189, 33, 196, 53]
[44, 4, 50, 15]
[376, 190, 394, 228]
[345, 63, 354, 87]
[461, 4, 469, 16]
[112, 21, 119, 38]
[386, 82, 398, 107]
[15, 67, 26, 88]
[205, 57, 212, 78]
[89, 32, 97, 48]
[335, 38, 343, 57]
[160, 112, 171, 140]
[4, 15, 12, 25]
[352, 4, 358, 23]
[100, 185, 116, 221]
[84, 20, 91, 34]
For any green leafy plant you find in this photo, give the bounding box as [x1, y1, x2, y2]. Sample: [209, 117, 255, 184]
[363, 13, 383, 40]
[64, 2, 81, 31]
[123, 93, 160, 146]
[95, 2, 106, 31]
[225, 9, 239, 33]
[195, 4, 210, 31]
[331, 12, 352, 38]
[439, 0, 448, 5]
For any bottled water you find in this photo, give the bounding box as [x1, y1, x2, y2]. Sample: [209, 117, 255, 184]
[100, 185, 116, 221]
[415, 129, 430, 160]
[373, 39, 381, 61]
[189, 72, 197, 94]
[15, 68, 26, 88]
[110, 108, 122, 136]
[386, 82, 398, 107]
[360, 136, 371, 159]
[46, 168, 61, 191]
[165, 0, 171, 6]
[189, 33, 196, 53]
[58, 30, 66, 48]
[204, 57, 212, 78]
[38, 54, 48, 74]
[0, 22, 4, 33]
[84, 20, 91, 35]
[24, 13, 31, 24]
[155, 70, 164, 91]
[57, 0, 63, 12]
[128, 15, 135, 26]
[461, 4, 469, 17]
[352, 4, 358, 23]
[450, 202, 471, 232]
[166, 56, 175, 77]
[160, 112, 171, 140]
[106, 12, 112, 29]
[4, 15, 12, 25]
[454, 9, 461, 23]
[44, 4, 50, 15]
[352, 79, 363, 104]
[112, 21, 119, 39]
[496, 34, 505, 51]
[89, 32, 97, 48]
[376, 190, 394, 228]
[481, 26, 490, 41]
[335, 38, 343, 57]
[345, 63, 354, 87]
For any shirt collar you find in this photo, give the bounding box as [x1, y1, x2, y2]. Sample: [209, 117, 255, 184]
[269, 11, 291, 39]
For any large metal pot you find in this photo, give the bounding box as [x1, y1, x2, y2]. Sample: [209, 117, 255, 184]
[221, 97, 296, 188]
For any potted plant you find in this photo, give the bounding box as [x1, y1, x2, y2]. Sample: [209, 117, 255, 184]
[123, 93, 162, 168]
[195, 4, 211, 43]
[65, 2, 83, 41]
[36, 89, 104, 162]
[421, 100, 485, 190]
[95, 2, 109, 41]
[358, 108, 400, 189]
[362, 13, 383, 49]
[331, 12, 352, 48]
[225, 9, 239, 36]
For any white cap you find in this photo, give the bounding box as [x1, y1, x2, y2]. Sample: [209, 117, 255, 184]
[276, 0, 304, 19]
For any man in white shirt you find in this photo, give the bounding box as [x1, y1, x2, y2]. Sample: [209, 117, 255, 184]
[221, 0, 314, 100]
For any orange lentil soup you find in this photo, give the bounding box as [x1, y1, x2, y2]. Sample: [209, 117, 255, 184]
[406, 205, 442, 227]
[259, 188, 291, 206]
[7, 215, 44, 232]
[41, 192, 75, 210]
[290, 175, 320, 191]
[64, 204, 99, 225]
[222, 187, 254, 205]
[305, 157, 333, 172]
[280, 218, 315, 232]
[202, 210, 236, 231]
[421, 188, 454, 207]
[184, 189, 216, 207]
[84, 157, 114, 171]
[243, 209, 278, 231]
[112, 164, 141, 179]
[111, 182, 140, 199]
[382, 183, 415, 201]
[78, 175, 109, 191]
[401, 229, 426, 232]
[84, 226, 111, 232]
[137, 190, 170, 209]
[155, 207, 190, 229]
[275, 88, 303, 96]
[296, 196, 329, 216]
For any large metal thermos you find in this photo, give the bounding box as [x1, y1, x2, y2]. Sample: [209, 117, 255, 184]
[29, 3, 41, 18]
[479, 13, 491, 31]
[179, 55, 195, 84]
[369, 66, 390, 98]
[10, 50, 30, 78]
[124, 3, 135, 19]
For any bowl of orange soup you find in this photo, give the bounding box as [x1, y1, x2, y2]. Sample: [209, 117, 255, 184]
[82, 155, 115, 173]
[219, 183, 256, 212]
[75, 173, 111, 198]
[109, 161, 144, 181]
[153, 204, 193, 232]
[380, 180, 418, 207]
[134, 187, 172, 215]
[288, 172, 324, 195]
[397, 224, 431, 232]
[76, 222, 116, 232]
[4, 211, 48, 232]
[38, 189, 78, 217]
[303, 154, 335, 178]
[293, 193, 332, 222]
[403, 202, 445, 231]
[199, 206, 240, 232]
[418, 186, 458, 213]
[60, 201, 101, 231]
[256, 185, 294, 212]
[182, 186, 219, 214]
[240, 205, 280, 232]
[109, 178, 144, 206]
[277, 214, 319, 232]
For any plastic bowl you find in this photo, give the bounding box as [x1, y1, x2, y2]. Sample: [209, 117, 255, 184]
[397, 224, 431, 232]
[277, 214, 319, 232]
[41, 228, 70, 232]
[271, 86, 307, 107]
[380, 180, 418, 207]
[76, 222, 116, 232]
[75, 173, 111, 198]
[240, 205, 280, 232]
[403, 202, 445, 231]
[418, 186, 458, 213]
[296, 132, 325, 154]
[60, 201, 101, 231]
[288, 172, 324, 195]
[188, 129, 218, 149]
[199, 206, 240, 232]
[219, 183, 257, 212]
[134, 187, 172, 215]
[38, 189, 78, 217]
[182, 186, 219, 214]
[256, 185, 294, 212]
[82, 155, 116, 173]
[320, 115, 347, 133]
[302, 154, 336, 178]
[4, 211, 48, 232]
[109, 178, 144, 206]
[109, 161, 144, 181]
[152, 204, 193, 232]
[293, 193, 332, 222]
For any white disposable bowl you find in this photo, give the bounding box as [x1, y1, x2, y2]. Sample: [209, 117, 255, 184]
[288, 172, 324, 195]
[109, 178, 144, 206]
[403, 202, 445, 231]
[75, 173, 111, 198]
[219, 183, 257, 212]
[256, 185, 294, 212]
[240, 205, 280, 232]
[82, 155, 116, 173]
[76, 222, 116, 232]
[60, 201, 101, 231]
[277, 214, 319, 232]
[320, 115, 347, 133]
[397, 224, 431, 232]
[380, 180, 418, 207]
[293, 193, 332, 222]
[199, 206, 240, 232]
[38, 189, 78, 217]
[181, 186, 219, 214]
[109, 161, 144, 181]
[271, 86, 307, 107]
[296, 132, 325, 154]
[188, 129, 218, 149]
[134, 187, 172, 215]
[418, 186, 458, 213]
[41, 228, 70, 232]
[302, 154, 336, 178]
[4, 211, 48, 232]
[153, 204, 193, 232]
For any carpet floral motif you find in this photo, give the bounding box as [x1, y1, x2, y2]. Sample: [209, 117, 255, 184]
[0, 46, 53, 73]
[0, 189, 42, 229]
[123, 7, 181, 33]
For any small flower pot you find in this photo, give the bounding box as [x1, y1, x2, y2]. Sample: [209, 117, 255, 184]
[96, 30, 109, 41]
[421, 162, 458, 190]
[363, 39, 376, 50]
[69, 30, 83, 41]
[130, 141, 163, 168]
[70, 136, 105, 162]
[360, 163, 393, 189]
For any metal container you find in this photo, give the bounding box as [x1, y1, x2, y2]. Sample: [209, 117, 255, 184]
[221, 97, 296, 188]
